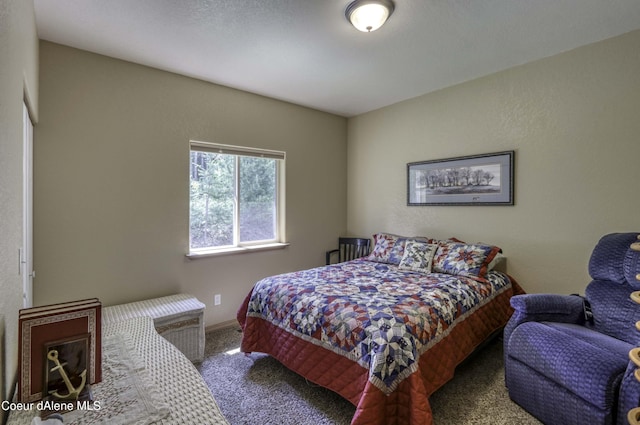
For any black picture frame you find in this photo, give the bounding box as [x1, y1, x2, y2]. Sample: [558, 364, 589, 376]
[407, 151, 514, 206]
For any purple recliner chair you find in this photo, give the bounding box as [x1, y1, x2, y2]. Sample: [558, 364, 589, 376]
[504, 232, 640, 425]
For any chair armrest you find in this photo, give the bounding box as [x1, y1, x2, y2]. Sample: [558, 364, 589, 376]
[619, 360, 640, 421]
[325, 249, 339, 265]
[504, 294, 585, 345]
[510, 293, 585, 319]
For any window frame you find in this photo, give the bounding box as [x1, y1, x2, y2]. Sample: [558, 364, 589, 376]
[187, 141, 287, 258]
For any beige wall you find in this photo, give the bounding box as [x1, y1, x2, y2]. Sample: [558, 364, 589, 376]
[0, 0, 39, 408]
[347, 30, 640, 295]
[35, 42, 347, 327]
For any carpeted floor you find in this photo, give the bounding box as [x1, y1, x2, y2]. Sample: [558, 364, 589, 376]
[197, 326, 541, 425]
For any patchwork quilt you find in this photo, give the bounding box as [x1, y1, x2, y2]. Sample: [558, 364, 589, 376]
[238, 259, 521, 425]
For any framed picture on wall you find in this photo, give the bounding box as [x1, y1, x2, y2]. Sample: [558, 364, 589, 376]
[407, 151, 514, 206]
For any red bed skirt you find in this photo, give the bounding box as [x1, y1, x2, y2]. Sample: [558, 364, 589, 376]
[238, 277, 523, 425]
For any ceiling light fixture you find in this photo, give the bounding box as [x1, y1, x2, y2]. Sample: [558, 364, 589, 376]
[345, 0, 395, 33]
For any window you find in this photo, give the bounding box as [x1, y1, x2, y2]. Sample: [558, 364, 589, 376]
[189, 141, 286, 255]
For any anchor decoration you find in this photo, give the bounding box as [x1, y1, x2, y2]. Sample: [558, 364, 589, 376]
[47, 349, 87, 400]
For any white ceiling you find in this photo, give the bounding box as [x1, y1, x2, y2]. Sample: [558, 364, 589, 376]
[34, 0, 640, 117]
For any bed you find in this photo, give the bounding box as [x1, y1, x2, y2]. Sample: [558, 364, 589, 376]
[237, 233, 524, 425]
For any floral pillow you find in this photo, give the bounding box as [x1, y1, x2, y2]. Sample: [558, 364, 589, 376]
[398, 241, 438, 273]
[433, 241, 501, 278]
[368, 233, 430, 265]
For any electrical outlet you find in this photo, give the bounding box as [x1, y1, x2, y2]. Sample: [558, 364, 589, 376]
[214, 294, 221, 306]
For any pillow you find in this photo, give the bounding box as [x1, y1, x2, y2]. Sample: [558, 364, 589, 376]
[368, 233, 430, 265]
[398, 242, 438, 273]
[431, 238, 466, 270]
[389, 236, 432, 264]
[367, 233, 400, 263]
[433, 241, 501, 278]
[487, 252, 505, 271]
[388, 236, 411, 264]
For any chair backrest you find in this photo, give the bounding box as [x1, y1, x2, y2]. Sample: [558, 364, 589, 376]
[329, 237, 371, 264]
[589, 232, 640, 289]
[339, 237, 371, 261]
[585, 232, 640, 344]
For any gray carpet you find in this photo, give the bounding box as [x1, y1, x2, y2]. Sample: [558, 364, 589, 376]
[198, 326, 541, 425]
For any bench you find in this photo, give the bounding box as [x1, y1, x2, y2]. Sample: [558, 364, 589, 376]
[103, 294, 205, 362]
[7, 316, 229, 424]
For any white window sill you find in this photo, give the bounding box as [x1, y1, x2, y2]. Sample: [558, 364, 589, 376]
[186, 242, 290, 259]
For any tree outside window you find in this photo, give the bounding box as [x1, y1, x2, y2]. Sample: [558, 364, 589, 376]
[189, 143, 283, 252]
